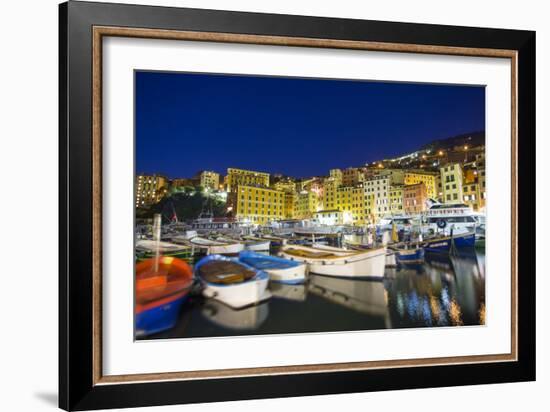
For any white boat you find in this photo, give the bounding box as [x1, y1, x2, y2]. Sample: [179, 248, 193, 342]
[239, 237, 272, 251]
[239, 251, 307, 284]
[135, 239, 192, 260]
[177, 236, 244, 255]
[425, 203, 481, 234]
[217, 236, 271, 252]
[258, 234, 288, 246]
[279, 244, 386, 279]
[195, 255, 271, 309]
[385, 250, 397, 267]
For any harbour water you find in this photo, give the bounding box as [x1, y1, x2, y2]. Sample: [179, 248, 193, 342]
[139, 246, 485, 340]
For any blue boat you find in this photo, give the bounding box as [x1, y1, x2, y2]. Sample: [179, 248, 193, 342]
[135, 256, 194, 337]
[238, 251, 307, 284]
[423, 231, 476, 254]
[136, 297, 187, 337]
[394, 247, 425, 265]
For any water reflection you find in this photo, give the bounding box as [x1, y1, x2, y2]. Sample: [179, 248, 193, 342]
[270, 283, 307, 302]
[385, 252, 485, 328]
[309, 274, 391, 328]
[201, 300, 269, 330]
[140, 251, 486, 340]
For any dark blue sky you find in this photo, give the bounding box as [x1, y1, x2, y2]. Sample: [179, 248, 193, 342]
[136, 71, 485, 178]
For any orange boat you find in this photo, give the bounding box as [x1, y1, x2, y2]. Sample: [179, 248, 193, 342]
[135, 256, 194, 337]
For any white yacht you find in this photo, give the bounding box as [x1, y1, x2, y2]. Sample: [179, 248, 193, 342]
[424, 203, 481, 233]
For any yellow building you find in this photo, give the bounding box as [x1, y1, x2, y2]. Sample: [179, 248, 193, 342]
[234, 185, 285, 225]
[404, 171, 437, 199]
[294, 191, 318, 219]
[322, 185, 375, 226]
[365, 175, 390, 221]
[389, 185, 404, 214]
[284, 192, 295, 219]
[329, 169, 343, 185]
[226, 168, 270, 192]
[273, 179, 296, 193]
[478, 168, 486, 210]
[462, 166, 486, 211]
[341, 167, 365, 187]
[322, 178, 339, 210]
[136, 174, 167, 207]
[197, 170, 220, 191]
[463, 182, 482, 211]
[440, 163, 464, 203]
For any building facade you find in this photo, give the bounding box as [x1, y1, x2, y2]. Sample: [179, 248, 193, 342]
[136, 174, 167, 207]
[197, 170, 220, 191]
[403, 182, 427, 214]
[293, 191, 318, 219]
[404, 170, 437, 199]
[314, 209, 343, 226]
[226, 168, 270, 192]
[440, 163, 464, 204]
[341, 167, 365, 187]
[389, 185, 404, 214]
[234, 185, 285, 225]
[365, 175, 390, 220]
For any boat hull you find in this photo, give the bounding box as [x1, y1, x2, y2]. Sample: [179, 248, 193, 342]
[267, 264, 307, 284]
[195, 255, 271, 309]
[202, 278, 271, 309]
[136, 294, 188, 337]
[238, 251, 307, 284]
[186, 237, 245, 255]
[385, 252, 397, 267]
[395, 248, 425, 264]
[280, 245, 386, 279]
[424, 232, 475, 253]
[244, 240, 271, 252]
[136, 249, 192, 262]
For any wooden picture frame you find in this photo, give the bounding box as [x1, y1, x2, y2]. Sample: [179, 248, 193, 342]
[59, 1, 535, 410]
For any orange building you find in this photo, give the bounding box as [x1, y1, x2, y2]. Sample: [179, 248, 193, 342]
[403, 182, 427, 215]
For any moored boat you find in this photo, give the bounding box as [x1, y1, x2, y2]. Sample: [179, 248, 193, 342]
[385, 250, 397, 267]
[256, 234, 288, 247]
[279, 244, 386, 279]
[135, 256, 194, 336]
[181, 236, 245, 255]
[423, 231, 475, 254]
[135, 239, 193, 262]
[393, 246, 425, 265]
[195, 255, 271, 309]
[223, 236, 271, 252]
[238, 250, 307, 284]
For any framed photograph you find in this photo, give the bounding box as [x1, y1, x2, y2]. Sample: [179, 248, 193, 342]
[59, 1, 535, 410]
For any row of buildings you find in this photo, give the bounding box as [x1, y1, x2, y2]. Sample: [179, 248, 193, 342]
[136, 145, 486, 226]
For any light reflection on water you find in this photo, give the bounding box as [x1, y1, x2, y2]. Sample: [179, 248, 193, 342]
[141, 249, 486, 340]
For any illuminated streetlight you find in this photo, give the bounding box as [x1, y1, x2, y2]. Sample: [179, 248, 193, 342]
[438, 150, 444, 156]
